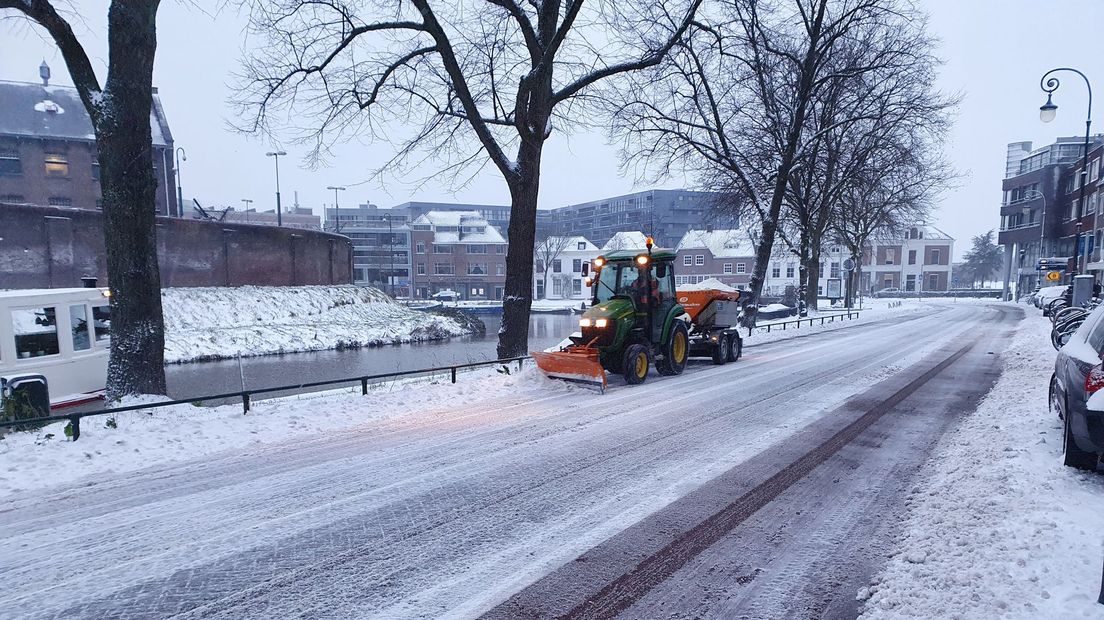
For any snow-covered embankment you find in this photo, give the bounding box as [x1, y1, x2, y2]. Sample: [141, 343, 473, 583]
[162, 286, 478, 363]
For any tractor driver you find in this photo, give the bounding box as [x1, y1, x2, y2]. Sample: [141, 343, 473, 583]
[630, 267, 662, 308]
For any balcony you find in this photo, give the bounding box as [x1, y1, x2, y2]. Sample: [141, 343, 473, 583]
[999, 221, 1040, 232]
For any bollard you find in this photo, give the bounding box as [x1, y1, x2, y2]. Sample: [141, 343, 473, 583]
[517, 358, 524, 372]
[68, 416, 80, 441]
[361, 378, 369, 395]
[242, 393, 251, 414]
[451, 367, 457, 383]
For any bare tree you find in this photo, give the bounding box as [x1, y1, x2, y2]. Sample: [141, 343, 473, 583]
[534, 233, 572, 299]
[610, 0, 927, 306]
[235, 0, 702, 358]
[1, 0, 167, 398]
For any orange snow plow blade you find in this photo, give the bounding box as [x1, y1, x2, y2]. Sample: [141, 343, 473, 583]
[531, 347, 607, 392]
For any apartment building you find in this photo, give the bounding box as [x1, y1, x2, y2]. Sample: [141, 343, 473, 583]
[325, 204, 412, 296]
[409, 211, 508, 300]
[862, 225, 954, 292]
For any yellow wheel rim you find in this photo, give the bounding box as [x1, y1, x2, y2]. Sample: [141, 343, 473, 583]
[672, 331, 687, 363]
[635, 352, 648, 378]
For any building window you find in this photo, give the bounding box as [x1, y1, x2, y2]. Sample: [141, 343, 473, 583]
[417, 263, 425, 275]
[905, 274, 916, 292]
[553, 279, 563, 296]
[48, 197, 72, 207]
[496, 245, 506, 254]
[553, 259, 562, 273]
[535, 260, 544, 273]
[1090, 194, 1099, 215]
[416, 242, 425, 254]
[572, 279, 582, 296]
[928, 274, 938, 290]
[771, 263, 781, 278]
[908, 250, 916, 265]
[885, 248, 895, 265]
[0, 194, 25, 203]
[0, 149, 21, 175]
[932, 248, 941, 264]
[695, 255, 704, 266]
[830, 262, 840, 278]
[572, 259, 582, 273]
[468, 263, 486, 275]
[467, 244, 487, 254]
[434, 262, 453, 275]
[683, 255, 692, 266]
[723, 263, 733, 274]
[44, 153, 69, 177]
[433, 244, 451, 254]
[786, 264, 795, 278]
[736, 263, 746, 274]
[92, 159, 101, 182]
[496, 263, 504, 276]
[575, 241, 585, 250]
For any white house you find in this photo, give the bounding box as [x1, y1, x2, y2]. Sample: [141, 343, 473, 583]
[534, 236, 600, 300]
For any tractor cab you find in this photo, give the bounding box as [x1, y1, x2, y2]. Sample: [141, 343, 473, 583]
[588, 249, 678, 342]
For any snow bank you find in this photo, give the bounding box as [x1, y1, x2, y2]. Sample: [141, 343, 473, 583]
[859, 313, 1104, 619]
[677, 278, 738, 292]
[0, 365, 574, 498]
[161, 286, 476, 363]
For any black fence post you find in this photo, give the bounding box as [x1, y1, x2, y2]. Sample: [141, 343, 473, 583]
[361, 378, 369, 395]
[68, 416, 80, 441]
[451, 367, 457, 384]
[242, 393, 251, 414]
[517, 358, 524, 372]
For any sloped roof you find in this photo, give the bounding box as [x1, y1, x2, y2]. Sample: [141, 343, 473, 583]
[544, 235, 598, 252]
[676, 229, 756, 258]
[0, 79, 171, 146]
[412, 210, 507, 243]
[602, 231, 648, 251]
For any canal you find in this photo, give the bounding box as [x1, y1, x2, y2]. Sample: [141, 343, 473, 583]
[165, 313, 579, 401]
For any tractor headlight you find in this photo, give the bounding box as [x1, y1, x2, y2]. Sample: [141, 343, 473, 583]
[579, 318, 592, 328]
[595, 318, 608, 328]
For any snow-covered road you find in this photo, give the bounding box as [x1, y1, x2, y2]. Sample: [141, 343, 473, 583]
[0, 302, 1021, 619]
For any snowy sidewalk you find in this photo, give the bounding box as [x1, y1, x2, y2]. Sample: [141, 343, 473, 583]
[860, 311, 1104, 619]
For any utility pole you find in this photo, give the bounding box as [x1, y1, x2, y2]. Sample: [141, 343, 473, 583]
[175, 147, 186, 218]
[266, 151, 287, 226]
[327, 186, 346, 233]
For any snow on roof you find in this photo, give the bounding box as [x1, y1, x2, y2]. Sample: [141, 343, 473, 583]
[0, 79, 171, 146]
[543, 236, 599, 251]
[677, 278, 739, 292]
[676, 229, 756, 258]
[412, 210, 506, 244]
[602, 231, 648, 251]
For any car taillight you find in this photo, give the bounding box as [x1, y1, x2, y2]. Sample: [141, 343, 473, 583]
[1086, 364, 1104, 395]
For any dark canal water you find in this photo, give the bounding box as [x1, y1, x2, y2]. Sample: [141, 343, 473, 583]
[164, 313, 578, 401]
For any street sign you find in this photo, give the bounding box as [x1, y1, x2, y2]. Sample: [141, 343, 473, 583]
[1046, 271, 1062, 282]
[1037, 257, 1072, 271]
[842, 258, 855, 272]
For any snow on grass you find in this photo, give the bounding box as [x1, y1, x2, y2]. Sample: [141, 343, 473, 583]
[859, 312, 1104, 619]
[0, 365, 573, 499]
[162, 285, 476, 363]
[749, 298, 932, 344]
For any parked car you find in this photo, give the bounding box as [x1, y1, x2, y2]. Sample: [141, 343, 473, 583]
[1050, 302, 1104, 470]
[1034, 285, 1068, 311]
[872, 287, 900, 298]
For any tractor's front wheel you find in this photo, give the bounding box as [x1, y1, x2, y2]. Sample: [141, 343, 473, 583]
[656, 321, 689, 376]
[622, 343, 650, 385]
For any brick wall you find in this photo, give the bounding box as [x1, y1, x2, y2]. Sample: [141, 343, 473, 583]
[0, 203, 352, 289]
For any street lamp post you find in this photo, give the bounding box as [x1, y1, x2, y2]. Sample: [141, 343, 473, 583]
[241, 198, 252, 211]
[327, 186, 346, 233]
[266, 151, 287, 226]
[175, 147, 186, 218]
[386, 213, 395, 297]
[1040, 67, 1093, 278]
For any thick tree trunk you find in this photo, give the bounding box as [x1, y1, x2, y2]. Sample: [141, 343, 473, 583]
[805, 245, 821, 311]
[498, 141, 542, 359]
[99, 0, 167, 398]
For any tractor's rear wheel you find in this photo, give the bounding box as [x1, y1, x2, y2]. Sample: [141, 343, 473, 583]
[622, 343, 650, 385]
[656, 321, 689, 376]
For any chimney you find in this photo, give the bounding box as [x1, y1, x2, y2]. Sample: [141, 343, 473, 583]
[39, 60, 50, 87]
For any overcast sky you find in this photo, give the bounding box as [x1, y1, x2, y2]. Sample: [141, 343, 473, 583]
[2, 0, 1103, 260]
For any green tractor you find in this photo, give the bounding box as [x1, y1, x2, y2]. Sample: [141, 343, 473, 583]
[532, 238, 690, 389]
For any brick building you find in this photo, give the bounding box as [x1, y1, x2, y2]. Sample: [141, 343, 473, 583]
[0, 63, 178, 216]
[409, 211, 508, 300]
[674, 229, 757, 288]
